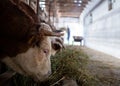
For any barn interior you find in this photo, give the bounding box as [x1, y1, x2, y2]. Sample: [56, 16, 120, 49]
[1, 0, 120, 86]
[37, 0, 120, 58]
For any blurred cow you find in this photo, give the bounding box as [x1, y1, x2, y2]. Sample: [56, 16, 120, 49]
[2, 23, 64, 82]
[0, 0, 64, 84]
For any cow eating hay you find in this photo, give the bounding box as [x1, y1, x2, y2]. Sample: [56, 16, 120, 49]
[0, 0, 64, 85]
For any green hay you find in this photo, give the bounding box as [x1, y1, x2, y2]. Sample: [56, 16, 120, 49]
[12, 46, 97, 86]
[46, 47, 96, 86]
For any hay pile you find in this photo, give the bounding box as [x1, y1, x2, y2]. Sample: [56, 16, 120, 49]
[12, 46, 97, 86]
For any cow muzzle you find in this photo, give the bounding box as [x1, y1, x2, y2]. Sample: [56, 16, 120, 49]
[33, 70, 51, 82]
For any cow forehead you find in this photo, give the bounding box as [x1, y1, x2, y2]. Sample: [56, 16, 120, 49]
[40, 37, 51, 48]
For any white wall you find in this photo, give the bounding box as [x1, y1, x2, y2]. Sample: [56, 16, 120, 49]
[81, 0, 120, 58]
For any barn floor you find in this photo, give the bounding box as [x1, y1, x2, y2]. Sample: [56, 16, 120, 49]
[78, 46, 120, 86]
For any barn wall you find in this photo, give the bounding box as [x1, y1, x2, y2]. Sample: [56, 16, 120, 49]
[81, 0, 120, 58]
[55, 17, 79, 28]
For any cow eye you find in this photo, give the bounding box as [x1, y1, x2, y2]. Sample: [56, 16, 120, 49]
[43, 49, 49, 54]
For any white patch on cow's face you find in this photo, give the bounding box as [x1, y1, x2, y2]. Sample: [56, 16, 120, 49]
[2, 37, 52, 82]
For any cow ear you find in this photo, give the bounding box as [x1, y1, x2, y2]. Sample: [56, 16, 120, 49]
[52, 42, 62, 51]
[51, 37, 65, 51]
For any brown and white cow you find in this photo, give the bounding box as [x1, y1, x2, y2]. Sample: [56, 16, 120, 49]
[1, 23, 64, 82]
[0, 0, 64, 83]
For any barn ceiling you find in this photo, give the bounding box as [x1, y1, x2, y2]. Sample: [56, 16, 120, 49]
[39, 0, 91, 18]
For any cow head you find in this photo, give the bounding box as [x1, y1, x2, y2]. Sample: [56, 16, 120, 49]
[0, 0, 64, 82]
[1, 23, 64, 82]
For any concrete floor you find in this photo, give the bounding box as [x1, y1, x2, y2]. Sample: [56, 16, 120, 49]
[81, 47, 120, 68]
[80, 46, 120, 86]
[57, 45, 120, 86]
